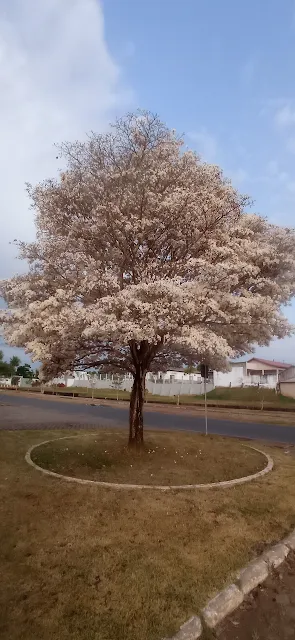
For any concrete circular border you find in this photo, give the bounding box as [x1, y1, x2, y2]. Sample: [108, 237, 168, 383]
[25, 433, 273, 490]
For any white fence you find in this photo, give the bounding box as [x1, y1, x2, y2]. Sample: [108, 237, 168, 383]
[63, 377, 213, 396]
[146, 380, 214, 396]
[0, 377, 38, 388]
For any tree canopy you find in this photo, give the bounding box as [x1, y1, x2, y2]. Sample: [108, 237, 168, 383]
[1, 111, 295, 444]
[0, 352, 21, 378]
[16, 364, 35, 379]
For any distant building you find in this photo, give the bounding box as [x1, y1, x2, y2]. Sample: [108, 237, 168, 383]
[214, 358, 293, 389]
[50, 368, 208, 395]
[0, 376, 39, 388]
[51, 371, 90, 386]
[147, 369, 202, 383]
[50, 358, 294, 394]
[279, 366, 295, 398]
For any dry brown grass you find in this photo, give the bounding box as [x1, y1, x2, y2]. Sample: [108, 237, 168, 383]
[1, 428, 295, 640]
[31, 431, 266, 485]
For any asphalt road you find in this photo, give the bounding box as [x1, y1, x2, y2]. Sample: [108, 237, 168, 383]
[1, 391, 295, 444]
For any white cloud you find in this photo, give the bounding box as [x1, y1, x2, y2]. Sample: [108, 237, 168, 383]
[274, 103, 295, 128]
[286, 180, 295, 193]
[228, 168, 248, 185]
[0, 0, 132, 279]
[286, 136, 295, 154]
[188, 129, 218, 162]
[267, 160, 289, 183]
[240, 57, 256, 89]
[267, 160, 279, 175]
[254, 335, 295, 365]
[265, 160, 295, 197]
[124, 41, 136, 58]
[189, 131, 248, 187]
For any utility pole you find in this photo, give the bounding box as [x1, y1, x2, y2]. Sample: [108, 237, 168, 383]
[200, 364, 208, 435]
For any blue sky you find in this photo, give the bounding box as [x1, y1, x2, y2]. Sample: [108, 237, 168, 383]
[0, 0, 295, 365]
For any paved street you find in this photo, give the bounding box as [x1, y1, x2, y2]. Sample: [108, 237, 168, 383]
[1, 391, 295, 443]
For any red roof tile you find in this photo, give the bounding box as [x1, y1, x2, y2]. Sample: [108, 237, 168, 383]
[247, 358, 293, 369]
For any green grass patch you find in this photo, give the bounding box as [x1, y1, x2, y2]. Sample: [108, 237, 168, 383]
[206, 386, 295, 405]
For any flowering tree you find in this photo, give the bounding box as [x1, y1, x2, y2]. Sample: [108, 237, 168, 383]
[1, 111, 295, 446]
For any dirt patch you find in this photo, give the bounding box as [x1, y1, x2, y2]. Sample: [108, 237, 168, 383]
[217, 551, 295, 640]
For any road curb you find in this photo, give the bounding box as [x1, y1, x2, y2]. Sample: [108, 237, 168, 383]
[202, 583, 243, 629]
[164, 616, 202, 640]
[25, 436, 273, 491]
[262, 542, 289, 569]
[166, 528, 295, 639]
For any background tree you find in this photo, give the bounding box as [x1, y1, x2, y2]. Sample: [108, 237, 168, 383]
[0, 351, 10, 377]
[10, 356, 21, 373]
[183, 365, 200, 375]
[1, 111, 295, 447]
[16, 363, 34, 379]
[0, 353, 20, 378]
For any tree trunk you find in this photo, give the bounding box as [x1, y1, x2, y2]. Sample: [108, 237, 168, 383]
[128, 339, 160, 448]
[129, 367, 145, 448]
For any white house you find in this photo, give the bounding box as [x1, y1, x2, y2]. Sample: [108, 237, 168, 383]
[214, 358, 294, 389]
[0, 377, 12, 387]
[52, 368, 202, 387]
[50, 358, 294, 394]
[51, 371, 90, 386]
[49, 367, 210, 396]
[279, 366, 295, 398]
[0, 376, 40, 388]
[213, 362, 245, 388]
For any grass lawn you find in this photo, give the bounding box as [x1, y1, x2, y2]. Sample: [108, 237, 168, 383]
[1, 428, 295, 640]
[31, 431, 266, 485]
[206, 386, 295, 406]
